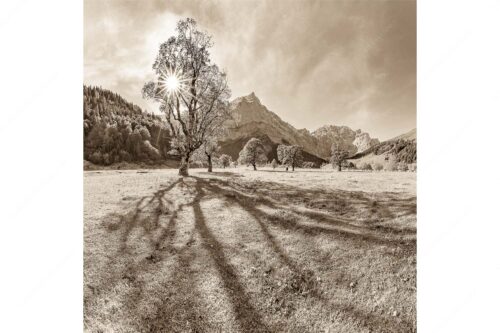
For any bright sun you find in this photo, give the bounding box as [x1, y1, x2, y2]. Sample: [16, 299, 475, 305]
[165, 75, 180, 92]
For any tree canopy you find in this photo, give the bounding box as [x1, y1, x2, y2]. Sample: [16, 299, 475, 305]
[238, 138, 267, 170]
[142, 18, 231, 176]
[330, 142, 351, 171]
[83, 85, 170, 166]
[277, 144, 304, 171]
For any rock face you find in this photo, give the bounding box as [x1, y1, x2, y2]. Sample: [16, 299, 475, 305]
[311, 125, 380, 158]
[219, 92, 379, 162]
[349, 128, 417, 165]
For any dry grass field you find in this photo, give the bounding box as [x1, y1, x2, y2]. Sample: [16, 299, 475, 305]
[84, 168, 416, 333]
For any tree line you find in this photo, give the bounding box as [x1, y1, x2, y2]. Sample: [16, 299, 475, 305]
[86, 18, 415, 175]
[84, 85, 172, 165]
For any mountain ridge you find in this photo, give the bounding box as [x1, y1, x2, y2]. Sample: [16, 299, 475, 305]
[221, 92, 380, 161]
[83, 86, 414, 167]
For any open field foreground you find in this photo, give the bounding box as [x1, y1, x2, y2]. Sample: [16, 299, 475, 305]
[84, 168, 416, 333]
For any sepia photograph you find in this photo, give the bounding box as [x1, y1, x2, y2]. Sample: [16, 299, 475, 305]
[83, 0, 416, 332]
[5, 0, 500, 332]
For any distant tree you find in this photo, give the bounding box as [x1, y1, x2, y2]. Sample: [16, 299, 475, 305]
[238, 138, 267, 170]
[138, 126, 151, 141]
[397, 162, 409, 172]
[330, 142, 350, 171]
[360, 162, 373, 171]
[142, 18, 231, 176]
[385, 155, 398, 171]
[346, 161, 356, 170]
[220, 154, 231, 168]
[193, 138, 219, 172]
[271, 159, 278, 169]
[277, 145, 304, 171]
[142, 140, 161, 160]
[373, 163, 384, 171]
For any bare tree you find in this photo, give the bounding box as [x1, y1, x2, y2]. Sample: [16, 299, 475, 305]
[330, 142, 350, 171]
[277, 144, 303, 171]
[238, 138, 267, 170]
[142, 18, 231, 176]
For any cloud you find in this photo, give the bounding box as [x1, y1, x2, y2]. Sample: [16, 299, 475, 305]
[84, 0, 415, 140]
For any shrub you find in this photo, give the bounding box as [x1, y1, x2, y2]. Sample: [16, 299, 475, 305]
[220, 154, 232, 168]
[373, 163, 383, 171]
[119, 150, 132, 162]
[271, 159, 278, 169]
[102, 153, 111, 165]
[384, 155, 398, 171]
[142, 140, 161, 160]
[397, 162, 409, 172]
[408, 163, 417, 172]
[360, 162, 373, 171]
[90, 151, 103, 164]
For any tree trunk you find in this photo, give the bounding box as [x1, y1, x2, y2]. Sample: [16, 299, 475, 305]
[252, 163, 256, 170]
[292, 165, 295, 171]
[338, 163, 342, 172]
[207, 154, 212, 172]
[179, 153, 190, 176]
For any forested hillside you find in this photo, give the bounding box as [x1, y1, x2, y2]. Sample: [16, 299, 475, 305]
[350, 138, 417, 164]
[84, 86, 173, 165]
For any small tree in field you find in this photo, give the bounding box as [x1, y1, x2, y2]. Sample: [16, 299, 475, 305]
[277, 144, 304, 171]
[142, 18, 231, 176]
[192, 138, 219, 172]
[271, 159, 278, 169]
[238, 138, 267, 170]
[330, 142, 350, 171]
[397, 162, 408, 172]
[220, 154, 231, 168]
[385, 155, 398, 171]
[360, 162, 373, 171]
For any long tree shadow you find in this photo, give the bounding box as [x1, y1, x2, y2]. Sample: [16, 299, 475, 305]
[87, 174, 416, 332]
[86, 179, 186, 306]
[195, 177, 415, 249]
[191, 179, 272, 332]
[192, 176, 415, 332]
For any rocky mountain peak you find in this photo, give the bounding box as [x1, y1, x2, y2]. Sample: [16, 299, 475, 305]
[232, 92, 262, 107]
[222, 93, 380, 160]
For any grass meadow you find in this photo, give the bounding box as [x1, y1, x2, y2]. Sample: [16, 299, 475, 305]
[84, 167, 416, 332]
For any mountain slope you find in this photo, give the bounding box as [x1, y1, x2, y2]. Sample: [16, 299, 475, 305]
[311, 125, 380, 157]
[83, 85, 172, 166]
[390, 128, 416, 141]
[220, 92, 379, 163]
[349, 128, 417, 166]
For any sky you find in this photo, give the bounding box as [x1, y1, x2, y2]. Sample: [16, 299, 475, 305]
[84, 0, 416, 141]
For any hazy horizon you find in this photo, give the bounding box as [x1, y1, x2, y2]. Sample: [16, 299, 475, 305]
[84, 0, 416, 141]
